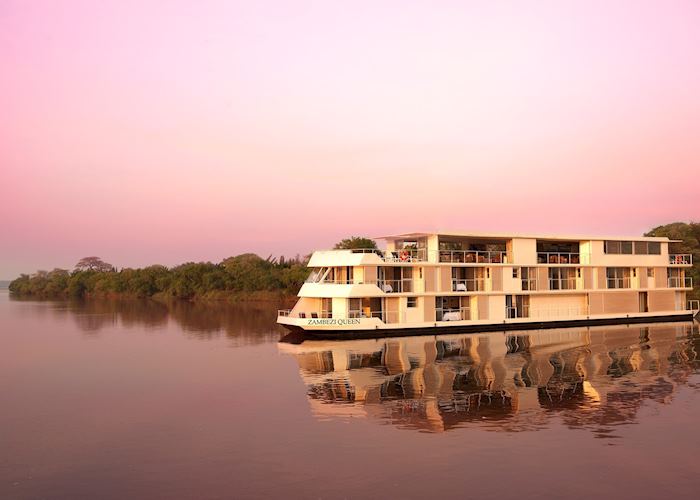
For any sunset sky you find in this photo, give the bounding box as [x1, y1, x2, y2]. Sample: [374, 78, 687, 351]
[2, 0, 699, 278]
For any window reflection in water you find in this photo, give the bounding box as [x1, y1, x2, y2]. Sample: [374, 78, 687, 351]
[279, 323, 700, 436]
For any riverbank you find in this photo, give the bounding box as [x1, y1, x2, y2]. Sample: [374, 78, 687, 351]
[9, 287, 298, 304]
[8, 253, 308, 302]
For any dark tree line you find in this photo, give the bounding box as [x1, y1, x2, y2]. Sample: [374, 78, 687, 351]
[646, 221, 700, 300]
[9, 253, 311, 300]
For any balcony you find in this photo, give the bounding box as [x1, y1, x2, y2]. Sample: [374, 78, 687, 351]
[382, 248, 428, 262]
[537, 252, 582, 264]
[452, 278, 485, 292]
[278, 309, 332, 319]
[668, 277, 693, 288]
[308, 248, 428, 267]
[669, 254, 693, 265]
[348, 310, 396, 321]
[377, 279, 413, 293]
[305, 277, 356, 285]
[438, 250, 509, 264]
[436, 307, 471, 321]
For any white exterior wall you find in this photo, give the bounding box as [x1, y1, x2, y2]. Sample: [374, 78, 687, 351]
[488, 295, 506, 321]
[588, 240, 669, 267]
[332, 297, 347, 319]
[511, 238, 537, 265]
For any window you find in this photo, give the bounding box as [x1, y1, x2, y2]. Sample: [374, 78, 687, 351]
[348, 298, 362, 318]
[419, 267, 423, 279]
[606, 267, 631, 289]
[321, 298, 333, 317]
[548, 268, 576, 290]
[577, 268, 582, 278]
[606, 240, 662, 255]
[647, 268, 655, 278]
[407, 297, 417, 308]
[521, 267, 536, 290]
[435, 296, 468, 321]
[605, 241, 621, 254]
[512, 268, 518, 279]
[632, 268, 637, 277]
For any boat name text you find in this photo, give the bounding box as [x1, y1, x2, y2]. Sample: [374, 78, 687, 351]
[308, 318, 361, 326]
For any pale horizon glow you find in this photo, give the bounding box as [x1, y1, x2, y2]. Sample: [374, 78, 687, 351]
[2, 0, 699, 278]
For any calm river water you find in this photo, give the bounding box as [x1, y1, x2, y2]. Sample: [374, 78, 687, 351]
[2, 290, 700, 499]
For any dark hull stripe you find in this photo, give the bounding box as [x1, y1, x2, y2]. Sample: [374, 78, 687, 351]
[281, 313, 695, 340]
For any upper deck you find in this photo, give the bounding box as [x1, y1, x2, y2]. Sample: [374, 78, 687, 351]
[308, 232, 692, 267]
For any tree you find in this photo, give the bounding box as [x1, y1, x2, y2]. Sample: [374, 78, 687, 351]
[645, 221, 700, 300]
[333, 236, 377, 250]
[75, 256, 113, 272]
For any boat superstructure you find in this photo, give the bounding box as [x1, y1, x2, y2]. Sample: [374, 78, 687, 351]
[278, 231, 697, 337]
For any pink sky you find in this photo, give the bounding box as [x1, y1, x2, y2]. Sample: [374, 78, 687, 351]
[2, 0, 699, 278]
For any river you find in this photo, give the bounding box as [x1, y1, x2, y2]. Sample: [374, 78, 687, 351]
[1, 291, 699, 499]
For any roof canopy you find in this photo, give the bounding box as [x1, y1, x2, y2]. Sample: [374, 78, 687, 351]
[374, 231, 678, 243]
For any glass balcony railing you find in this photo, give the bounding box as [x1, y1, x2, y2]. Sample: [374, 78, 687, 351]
[452, 278, 485, 292]
[376, 279, 413, 293]
[436, 307, 471, 321]
[278, 310, 333, 319]
[348, 248, 428, 262]
[669, 254, 693, 265]
[537, 252, 582, 264]
[438, 250, 509, 264]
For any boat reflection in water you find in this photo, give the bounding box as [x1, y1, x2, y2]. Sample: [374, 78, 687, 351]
[279, 322, 700, 435]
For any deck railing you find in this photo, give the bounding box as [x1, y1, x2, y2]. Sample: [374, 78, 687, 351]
[688, 300, 700, 311]
[377, 279, 413, 293]
[305, 277, 356, 284]
[348, 310, 384, 319]
[437, 307, 471, 321]
[669, 254, 693, 265]
[380, 248, 428, 262]
[537, 252, 584, 264]
[438, 250, 509, 264]
[668, 277, 693, 288]
[277, 309, 332, 319]
[321, 248, 429, 263]
[452, 278, 485, 292]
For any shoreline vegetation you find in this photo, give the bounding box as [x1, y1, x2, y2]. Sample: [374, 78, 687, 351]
[8, 237, 377, 302]
[8, 226, 700, 302]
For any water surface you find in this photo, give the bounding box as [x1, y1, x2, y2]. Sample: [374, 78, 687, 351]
[2, 292, 700, 499]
